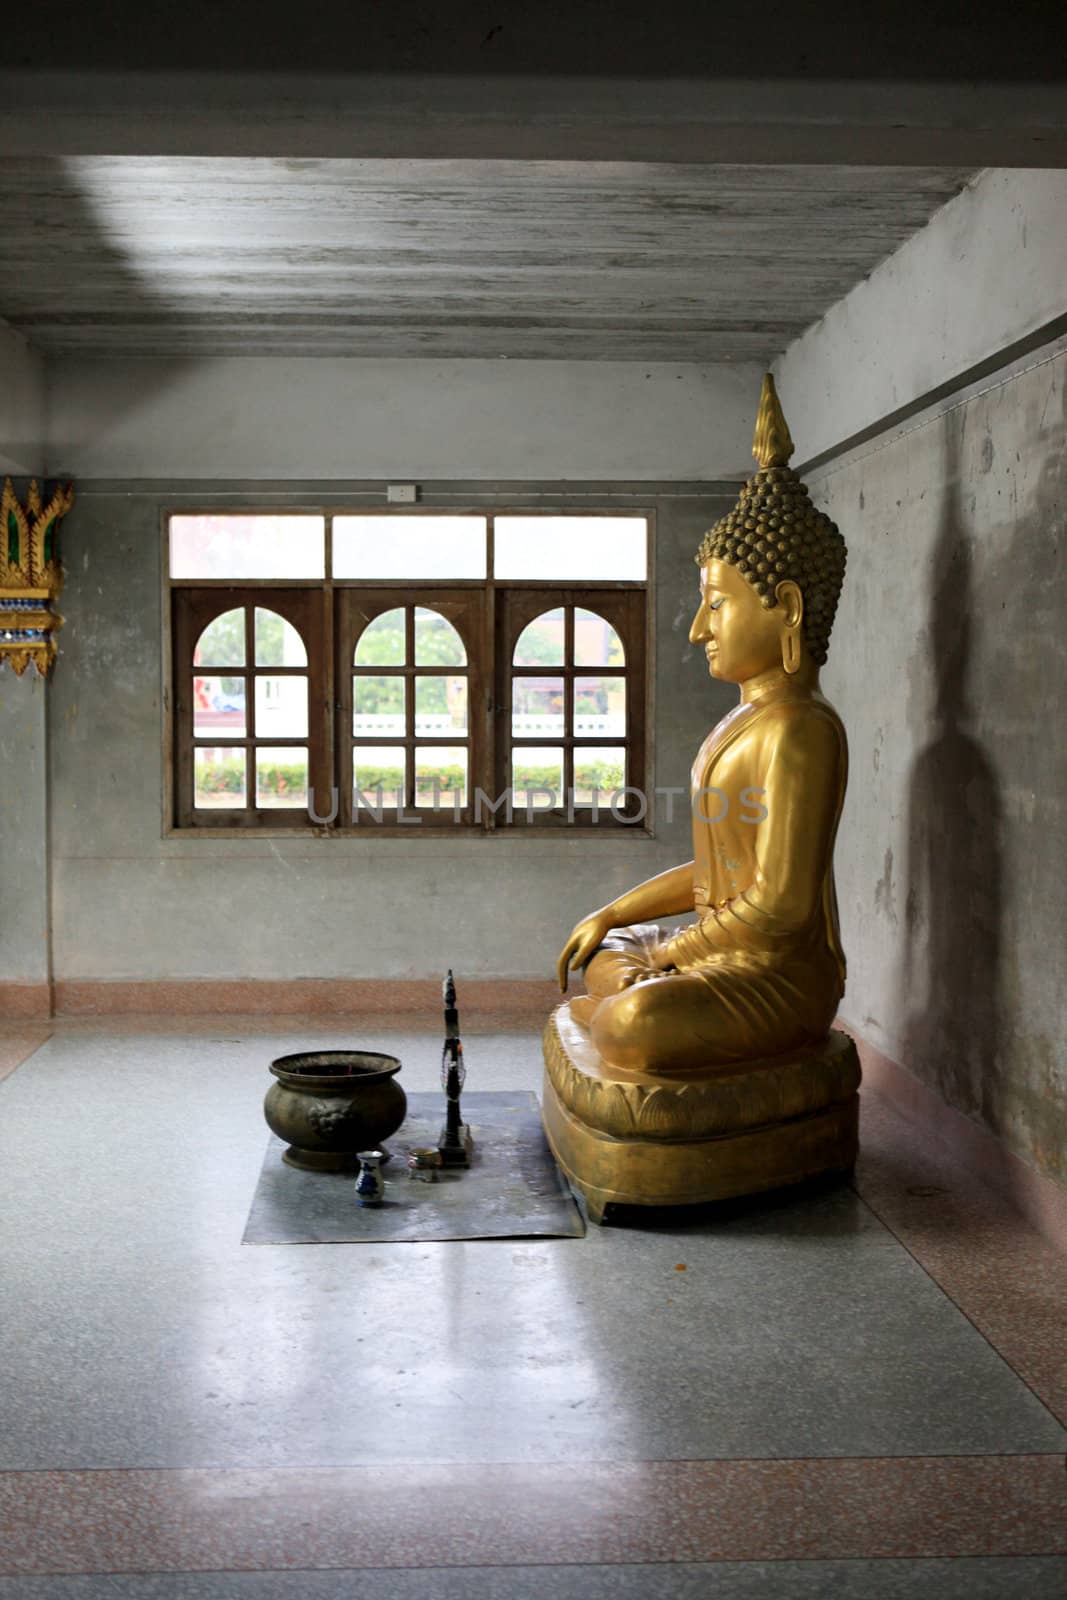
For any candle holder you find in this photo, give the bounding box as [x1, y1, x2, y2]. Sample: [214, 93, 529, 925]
[437, 969, 473, 1167]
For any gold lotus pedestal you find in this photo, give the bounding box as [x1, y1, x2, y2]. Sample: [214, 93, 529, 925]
[542, 1004, 860, 1224]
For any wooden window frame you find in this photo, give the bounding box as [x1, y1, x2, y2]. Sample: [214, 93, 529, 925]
[166, 507, 651, 836]
[172, 586, 329, 830]
[337, 587, 485, 828]
[495, 587, 646, 829]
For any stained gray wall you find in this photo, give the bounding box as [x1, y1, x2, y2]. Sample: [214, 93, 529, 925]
[0, 325, 45, 477]
[48, 482, 733, 984]
[777, 170, 1067, 468]
[816, 347, 1066, 1185]
[45, 359, 761, 481]
[0, 322, 49, 989]
[0, 670, 50, 986]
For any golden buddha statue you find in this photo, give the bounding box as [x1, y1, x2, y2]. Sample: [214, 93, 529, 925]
[543, 374, 861, 1222]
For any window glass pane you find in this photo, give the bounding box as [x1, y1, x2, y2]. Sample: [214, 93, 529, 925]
[255, 746, 308, 809]
[193, 675, 245, 738]
[195, 747, 246, 808]
[574, 747, 626, 805]
[354, 675, 405, 737]
[170, 516, 325, 579]
[355, 609, 406, 666]
[354, 746, 406, 809]
[255, 675, 308, 739]
[495, 517, 647, 581]
[414, 746, 468, 809]
[511, 746, 563, 810]
[414, 607, 466, 667]
[575, 676, 626, 738]
[574, 608, 626, 667]
[255, 608, 307, 667]
[415, 675, 467, 736]
[333, 516, 487, 579]
[513, 608, 564, 666]
[512, 676, 565, 738]
[194, 608, 245, 667]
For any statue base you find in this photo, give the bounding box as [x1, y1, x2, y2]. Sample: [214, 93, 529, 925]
[542, 1003, 860, 1225]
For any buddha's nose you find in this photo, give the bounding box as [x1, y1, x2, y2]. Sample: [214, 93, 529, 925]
[689, 604, 710, 645]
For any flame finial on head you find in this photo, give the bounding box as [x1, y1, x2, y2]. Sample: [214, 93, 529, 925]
[752, 373, 794, 470]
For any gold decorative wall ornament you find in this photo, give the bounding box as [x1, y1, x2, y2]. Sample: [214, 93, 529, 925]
[0, 477, 75, 676]
[544, 375, 860, 1223]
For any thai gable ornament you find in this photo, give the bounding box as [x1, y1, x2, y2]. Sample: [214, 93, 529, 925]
[0, 477, 75, 676]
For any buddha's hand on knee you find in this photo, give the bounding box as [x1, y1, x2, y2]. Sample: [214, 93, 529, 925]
[556, 910, 615, 993]
[648, 942, 677, 973]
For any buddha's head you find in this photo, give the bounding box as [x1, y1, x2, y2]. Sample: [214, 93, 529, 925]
[691, 374, 847, 682]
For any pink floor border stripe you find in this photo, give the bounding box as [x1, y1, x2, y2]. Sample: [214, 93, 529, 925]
[1, 1456, 1065, 1575]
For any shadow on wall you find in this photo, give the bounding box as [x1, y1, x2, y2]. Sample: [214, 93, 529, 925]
[899, 408, 1006, 1164]
[899, 372, 1067, 1190]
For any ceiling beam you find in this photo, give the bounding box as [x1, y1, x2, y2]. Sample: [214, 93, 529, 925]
[1, 73, 1066, 166]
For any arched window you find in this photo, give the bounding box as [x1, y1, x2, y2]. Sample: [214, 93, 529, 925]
[506, 600, 637, 822]
[174, 588, 322, 827]
[350, 603, 471, 820]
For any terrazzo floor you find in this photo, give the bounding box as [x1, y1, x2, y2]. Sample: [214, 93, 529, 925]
[0, 1019, 1064, 1598]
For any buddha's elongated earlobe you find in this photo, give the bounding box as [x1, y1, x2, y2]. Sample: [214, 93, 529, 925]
[777, 578, 803, 674]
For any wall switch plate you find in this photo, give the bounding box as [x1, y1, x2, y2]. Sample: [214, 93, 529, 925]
[387, 484, 419, 504]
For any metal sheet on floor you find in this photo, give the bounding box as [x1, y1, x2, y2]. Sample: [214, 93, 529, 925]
[242, 1090, 585, 1243]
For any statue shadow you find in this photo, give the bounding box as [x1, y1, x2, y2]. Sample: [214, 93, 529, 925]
[897, 410, 1009, 1192]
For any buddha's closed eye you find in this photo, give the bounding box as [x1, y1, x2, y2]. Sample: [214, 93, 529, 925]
[709, 597, 726, 611]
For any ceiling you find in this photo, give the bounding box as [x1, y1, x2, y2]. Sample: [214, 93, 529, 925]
[0, 158, 973, 362]
[8, 0, 1065, 80]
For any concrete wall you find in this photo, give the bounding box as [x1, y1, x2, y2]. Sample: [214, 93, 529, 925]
[48, 480, 733, 984]
[0, 323, 45, 477]
[10, 349, 754, 1001]
[0, 331, 49, 1003]
[46, 358, 762, 482]
[37, 352, 751, 992]
[815, 347, 1066, 1186]
[0, 671, 50, 990]
[778, 170, 1067, 467]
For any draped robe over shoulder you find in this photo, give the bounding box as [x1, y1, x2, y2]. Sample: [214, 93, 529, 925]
[582, 691, 848, 1076]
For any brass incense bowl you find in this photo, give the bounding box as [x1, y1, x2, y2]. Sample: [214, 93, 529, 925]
[264, 1050, 406, 1172]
